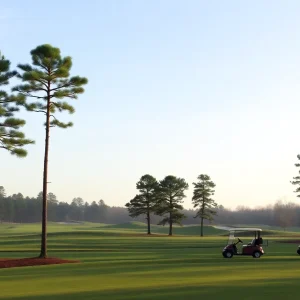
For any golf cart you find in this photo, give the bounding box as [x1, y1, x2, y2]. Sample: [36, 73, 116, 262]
[297, 246, 300, 255]
[222, 228, 264, 258]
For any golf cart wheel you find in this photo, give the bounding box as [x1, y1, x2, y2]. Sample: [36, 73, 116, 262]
[223, 251, 233, 258]
[252, 251, 261, 258]
[297, 249, 300, 255]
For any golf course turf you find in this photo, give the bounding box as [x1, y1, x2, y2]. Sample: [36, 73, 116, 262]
[0, 222, 300, 300]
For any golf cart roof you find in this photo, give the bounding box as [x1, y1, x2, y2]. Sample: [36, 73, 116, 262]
[228, 228, 262, 232]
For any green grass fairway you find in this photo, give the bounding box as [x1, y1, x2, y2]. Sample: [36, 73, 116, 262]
[0, 222, 299, 300]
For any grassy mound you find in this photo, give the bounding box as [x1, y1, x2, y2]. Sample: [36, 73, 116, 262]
[103, 222, 226, 236]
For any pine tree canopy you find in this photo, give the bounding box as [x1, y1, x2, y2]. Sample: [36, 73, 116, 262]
[125, 174, 158, 218]
[156, 175, 188, 226]
[291, 154, 300, 197]
[13, 44, 88, 129]
[192, 174, 217, 221]
[0, 51, 34, 157]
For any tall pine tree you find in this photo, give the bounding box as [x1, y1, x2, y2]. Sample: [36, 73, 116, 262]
[13, 44, 87, 258]
[156, 175, 188, 236]
[192, 174, 217, 237]
[125, 174, 159, 234]
[0, 51, 33, 156]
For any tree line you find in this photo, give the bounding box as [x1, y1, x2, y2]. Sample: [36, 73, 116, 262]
[0, 187, 108, 224]
[1, 185, 300, 232]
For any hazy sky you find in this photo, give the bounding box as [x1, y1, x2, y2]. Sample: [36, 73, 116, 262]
[2, 0, 300, 209]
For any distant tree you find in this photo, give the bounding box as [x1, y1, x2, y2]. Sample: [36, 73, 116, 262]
[291, 154, 300, 198]
[0, 51, 33, 156]
[98, 199, 105, 206]
[47, 192, 58, 204]
[13, 195, 27, 223]
[192, 174, 217, 237]
[84, 201, 101, 223]
[47, 192, 58, 221]
[3, 196, 14, 222]
[218, 204, 225, 210]
[36, 191, 43, 200]
[98, 199, 108, 223]
[0, 186, 5, 222]
[10, 193, 24, 201]
[72, 197, 84, 207]
[0, 186, 6, 198]
[56, 202, 70, 222]
[273, 200, 297, 231]
[125, 175, 159, 235]
[156, 175, 188, 236]
[70, 197, 84, 221]
[26, 195, 42, 222]
[13, 44, 88, 258]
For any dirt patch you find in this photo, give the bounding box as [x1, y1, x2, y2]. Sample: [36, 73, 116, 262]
[277, 240, 300, 244]
[0, 257, 79, 269]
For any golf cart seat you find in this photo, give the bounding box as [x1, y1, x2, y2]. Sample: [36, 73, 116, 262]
[247, 238, 263, 246]
[246, 239, 255, 246]
[256, 237, 263, 245]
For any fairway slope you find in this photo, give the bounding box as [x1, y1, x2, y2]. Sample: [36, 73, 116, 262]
[1, 223, 300, 299]
[103, 222, 226, 236]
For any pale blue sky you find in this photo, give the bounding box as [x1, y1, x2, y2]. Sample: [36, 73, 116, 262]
[2, 0, 300, 209]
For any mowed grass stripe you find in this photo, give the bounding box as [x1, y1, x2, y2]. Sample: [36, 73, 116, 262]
[1, 262, 300, 298]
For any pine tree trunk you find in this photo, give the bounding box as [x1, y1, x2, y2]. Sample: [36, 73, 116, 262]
[39, 85, 51, 259]
[147, 211, 151, 235]
[169, 212, 173, 236]
[200, 198, 205, 237]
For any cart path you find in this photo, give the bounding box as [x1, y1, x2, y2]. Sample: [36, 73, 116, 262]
[213, 225, 233, 231]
